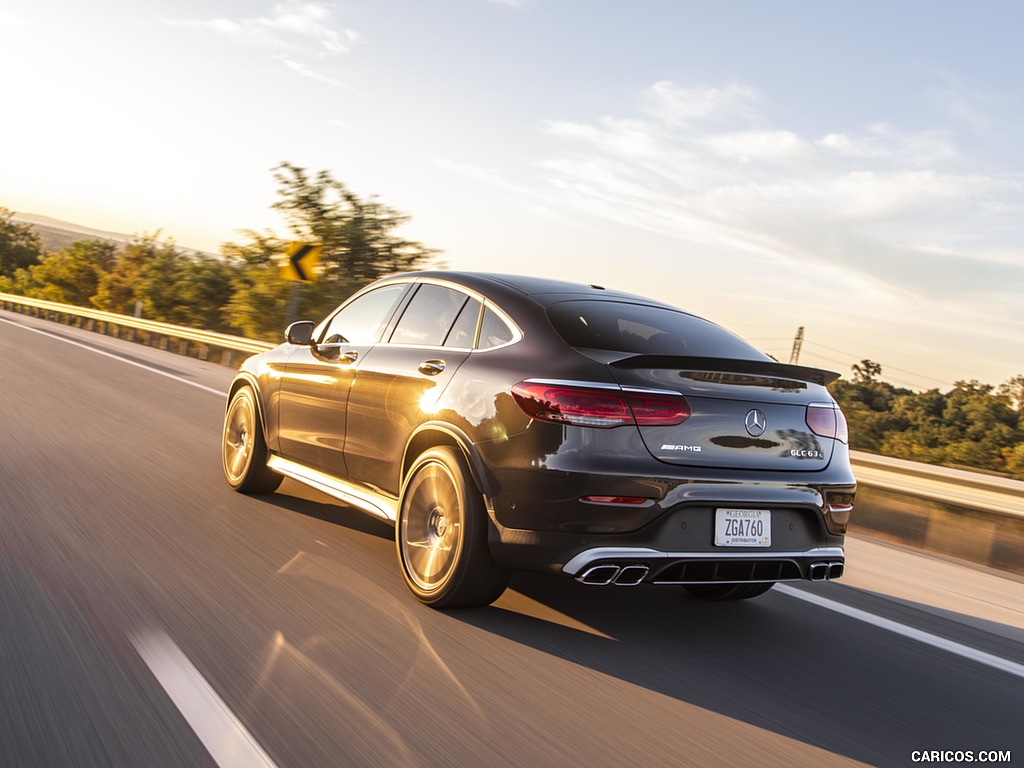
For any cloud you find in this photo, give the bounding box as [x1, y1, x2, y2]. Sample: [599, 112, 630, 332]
[282, 59, 347, 89]
[163, 1, 359, 85]
[165, 1, 359, 54]
[538, 80, 1024, 303]
[927, 74, 997, 135]
[643, 82, 761, 127]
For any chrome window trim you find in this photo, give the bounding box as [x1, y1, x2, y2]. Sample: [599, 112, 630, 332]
[371, 276, 523, 352]
[520, 379, 683, 397]
[472, 299, 523, 352]
[379, 342, 475, 353]
[313, 281, 412, 344]
[620, 385, 685, 396]
[521, 378, 621, 390]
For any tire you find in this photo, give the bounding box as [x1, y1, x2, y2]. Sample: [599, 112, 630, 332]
[397, 447, 510, 608]
[222, 386, 283, 494]
[684, 582, 775, 601]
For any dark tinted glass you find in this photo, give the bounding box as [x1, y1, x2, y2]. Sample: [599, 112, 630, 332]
[444, 298, 481, 348]
[390, 284, 470, 347]
[321, 284, 406, 344]
[547, 300, 766, 359]
[478, 306, 514, 349]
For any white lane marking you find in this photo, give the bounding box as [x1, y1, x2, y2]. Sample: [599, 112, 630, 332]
[776, 584, 1024, 681]
[132, 631, 278, 768]
[0, 315, 225, 396]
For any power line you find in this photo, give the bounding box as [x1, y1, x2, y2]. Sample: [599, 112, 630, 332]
[801, 340, 953, 388]
[805, 340, 953, 385]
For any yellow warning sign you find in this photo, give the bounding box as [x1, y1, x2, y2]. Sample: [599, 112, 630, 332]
[280, 242, 322, 282]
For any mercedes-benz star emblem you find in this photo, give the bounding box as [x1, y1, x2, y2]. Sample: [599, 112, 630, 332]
[744, 409, 767, 437]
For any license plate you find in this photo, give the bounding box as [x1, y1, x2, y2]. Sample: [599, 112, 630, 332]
[715, 509, 771, 547]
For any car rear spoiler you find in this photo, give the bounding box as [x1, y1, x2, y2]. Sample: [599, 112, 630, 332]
[601, 353, 842, 386]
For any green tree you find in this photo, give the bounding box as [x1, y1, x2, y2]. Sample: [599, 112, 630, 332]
[851, 359, 882, 384]
[93, 234, 237, 331]
[92, 235, 156, 313]
[271, 162, 438, 285]
[222, 231, 290, 339]
[830, 361, 912, 452]
[997, 375, 1024, 412]
[23, 240, 118, 305]
[0, 208, 43, 278]
[832, 365, 1024, 475]
[222, 163, 440, 340]
[1004, 443, 1024, 480]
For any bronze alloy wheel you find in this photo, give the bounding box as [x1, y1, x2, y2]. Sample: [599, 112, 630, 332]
[400, 455, 464, 593]
[222, 387, 282, 494]
[398, 447, 509, 608]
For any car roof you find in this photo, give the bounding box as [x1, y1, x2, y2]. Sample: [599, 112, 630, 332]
[386, 270, 675, 310]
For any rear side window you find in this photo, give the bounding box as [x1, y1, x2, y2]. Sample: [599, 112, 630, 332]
[444, 298, 481, 348]
[547, 300, 766, 359]
[478, 306, 514, 350]
[390, 284, 470, 347]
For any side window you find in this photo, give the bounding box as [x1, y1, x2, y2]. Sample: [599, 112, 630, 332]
[320, 284, 406, 345]
[444, 298, 481, 348]
[390, 284, 470, 347]
[478, 306, 514, 349]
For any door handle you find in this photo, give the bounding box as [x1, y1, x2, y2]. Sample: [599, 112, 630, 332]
[418, 359, 446, 376]
[342, 350, 359, 364]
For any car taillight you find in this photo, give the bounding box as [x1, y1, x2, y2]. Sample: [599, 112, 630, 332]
[806, 404, 849, 444]
[512, 382, 690, 428]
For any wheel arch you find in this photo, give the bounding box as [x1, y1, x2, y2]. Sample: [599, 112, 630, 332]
[402, 423, 496, 501]
[227, 373, 270, 438]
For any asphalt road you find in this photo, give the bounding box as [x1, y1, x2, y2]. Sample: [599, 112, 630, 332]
[2, 309, 1023, 768]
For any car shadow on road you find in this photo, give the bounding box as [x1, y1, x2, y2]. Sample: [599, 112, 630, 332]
[248, 487, 1024, 767]
[259, 479, 395, 541]
[450, 571, 1024, 767]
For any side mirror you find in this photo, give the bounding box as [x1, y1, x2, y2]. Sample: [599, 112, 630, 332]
[285, 321, 315, 346]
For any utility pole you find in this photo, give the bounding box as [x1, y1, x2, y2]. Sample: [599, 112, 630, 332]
[789, 326, 804, 364]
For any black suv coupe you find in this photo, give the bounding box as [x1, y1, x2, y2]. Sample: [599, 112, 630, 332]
[222, 272, 855, 607]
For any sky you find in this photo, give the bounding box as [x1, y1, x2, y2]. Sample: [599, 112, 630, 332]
[2, 0, 1023, 391]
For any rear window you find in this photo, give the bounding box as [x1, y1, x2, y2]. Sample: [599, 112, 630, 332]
[546, 300, 766, 359]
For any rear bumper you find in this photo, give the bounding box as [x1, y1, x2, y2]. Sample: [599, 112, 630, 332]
[486, 497, 848, 583]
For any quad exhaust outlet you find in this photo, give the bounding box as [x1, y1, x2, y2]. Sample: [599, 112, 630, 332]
[578, 564, 650, 586]
[809, 561, 845, 581]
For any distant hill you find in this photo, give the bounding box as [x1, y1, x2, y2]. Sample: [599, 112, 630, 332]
[11, 213, 215, 256]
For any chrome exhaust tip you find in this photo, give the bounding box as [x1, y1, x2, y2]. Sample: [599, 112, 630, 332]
[809, 562, 829, 581]
[579, 565, 620, 585]
[614, 565, 649, 586]
[827, 561, 844, 580]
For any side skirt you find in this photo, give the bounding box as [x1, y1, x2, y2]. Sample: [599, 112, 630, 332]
[266, 455, 398, 522]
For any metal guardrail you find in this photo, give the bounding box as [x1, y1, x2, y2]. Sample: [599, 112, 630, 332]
[850, 451, 1023, 519]
[3, 291, 1021, 519]
[0, 291, 274, 365]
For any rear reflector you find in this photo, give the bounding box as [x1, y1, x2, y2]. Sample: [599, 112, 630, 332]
[512, 382, 690, 428]
[581, 495, 650, 505]
[806, 404, 849, 444]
